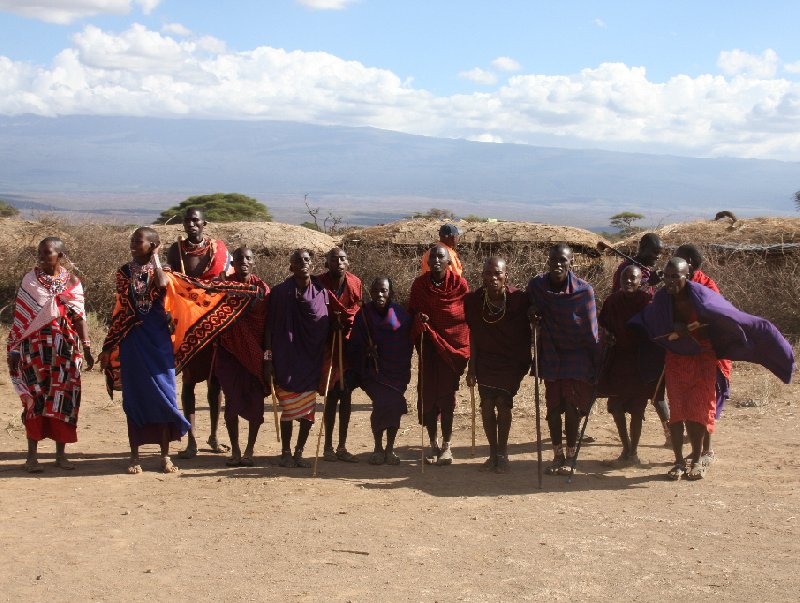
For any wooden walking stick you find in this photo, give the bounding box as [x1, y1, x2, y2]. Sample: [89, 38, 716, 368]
[533, 327, 543, 489]
[269, 378, 281, 443]
[313, 333, 337, 477]
[177, 235, 186, 274]
[566, 396, 596, 485]
[650, 367, 665, 404]
[469, 384, 476, 457]
[337, 321, 345, 392]
[418, 332, 425, 474]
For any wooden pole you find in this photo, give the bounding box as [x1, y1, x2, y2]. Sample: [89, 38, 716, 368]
[269, 378, 281, 443]
[418, 333, 425, 473]
[313, 333, 336, 477]
[469, 384, 476, 457]
[534, 327, 543, 489]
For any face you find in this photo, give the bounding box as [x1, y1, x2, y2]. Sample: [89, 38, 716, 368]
[621, 266, 642, 293]
[370, 278, 392, 310]
[183, 210, 206, 237]
[232, 248, 255, 277]
[639, 244, 663, 267]
[482, 259, 507, 293]
[130, 231, 155, 261]
[326, 248, 349, 276]
[548, 248, 572, 284]
[441, 234, 457, 248]
[663, 262, 688, 295]
[290, 250, 312, 278]
[428, 245, 450, 275]
[37, 241, 63, 270]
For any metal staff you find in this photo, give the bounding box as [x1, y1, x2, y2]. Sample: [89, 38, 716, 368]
[596, 241, 648, 271]
[469, 383, 476, 457]
[418, 332, 425, 473]
[533, 327, 543, 489]
[312, 334, 337, 477]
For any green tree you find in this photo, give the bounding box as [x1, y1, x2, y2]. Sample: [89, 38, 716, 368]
[609, 211, 644, 236]
[409, 208, 457, 220]
[153, 193, 272, 224]
[462, 214, 489, 223]
[0, 199, 19, 218]
[300, 221, 322, 232]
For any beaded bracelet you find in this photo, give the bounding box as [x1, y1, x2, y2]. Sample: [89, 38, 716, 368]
[263, 349, 272, 361]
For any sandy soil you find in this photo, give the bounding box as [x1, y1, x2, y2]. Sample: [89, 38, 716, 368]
[0, 362, 798, 602]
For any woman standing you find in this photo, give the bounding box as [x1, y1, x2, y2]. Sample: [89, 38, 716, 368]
[6, 237, 94, 473]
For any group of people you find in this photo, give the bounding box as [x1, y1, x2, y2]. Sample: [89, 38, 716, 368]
[6, 211, 795, 480]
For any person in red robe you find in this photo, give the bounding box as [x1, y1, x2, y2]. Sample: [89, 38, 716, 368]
[409, 244, 470, 466]
[318, 247, 363, 463]
[166, 206, 233, 458]
[465, 257, 531, 473]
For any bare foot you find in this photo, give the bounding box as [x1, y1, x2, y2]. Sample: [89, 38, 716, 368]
[177, 445, 197, 460]
[24, 459, 43, 473]
[161, 456, 179, 474]
[207, 436, 230, 454]
[55, 455, 76, 470]
[127, 459, 142, 474]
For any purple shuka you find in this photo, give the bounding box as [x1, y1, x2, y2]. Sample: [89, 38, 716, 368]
[269, 276, 330, 393]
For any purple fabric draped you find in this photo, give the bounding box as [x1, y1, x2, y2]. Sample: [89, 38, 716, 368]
[269, 276, 330, 393]
[630, 281, 794, 384]
[348, 302, 413, 392]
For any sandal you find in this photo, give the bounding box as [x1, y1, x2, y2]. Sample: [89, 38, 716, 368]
[225, 456, 242, 467]
[336, 448, 359, 463]
[369, 451, 385, 465]
[384, 451, 401, 466]
[278, 451, 296, 468]
[323, 447, 338, 462]
[161, 456, 179, 474]
[480, 456, 497, 472]
[425, 447, 441, 465]
[700, 450, 716, 466]
[666, 463, 686, 480]
[127, 462, 142, 475]
[558, 458, 575, 476]
[177, 445, 198, 460]
[544, 454, 566, 476]
[24, 459, 43, 474]
[207, 436, 230, 454]
[687, 462, 706, 481]
[293, 451, 311, 468]
[55, 456, 76, 470]
[240, 456, 254, 467]
[494, 454, 510, 474]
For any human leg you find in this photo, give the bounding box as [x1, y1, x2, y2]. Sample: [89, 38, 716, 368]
[25, 438, 42, 473]
[160, 425, 178, 473]
[323, 388, 339, 453]
[127, 442, 142, 474]
[226, 414, 241, 465]
[438, 408, 455, 465]
[54, 441, 75, 470]
[279, 420, 295, 467]
[293, 418, 313, 467]
[179, 382, 198, 458]
[480, 395, 498, 466]
[206, 376, 228, 452]
[242, 420, 260, 463]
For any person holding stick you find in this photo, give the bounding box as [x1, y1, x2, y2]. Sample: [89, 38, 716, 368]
[347, 277, 413, 466]
[213, 247, 271, 467]
[409, 244, 470, 466]
[465, 257, 531, 474]
[597, 265, 660, 467]
[526, 243, 600, 477]
[166, 207, 234, 458]
[318, 247, 363, 463]
[267, 249, 330, 469]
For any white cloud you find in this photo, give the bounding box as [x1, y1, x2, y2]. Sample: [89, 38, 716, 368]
[295, 0, 358, 9]
[594, 18, 607, 28]
[0, 0, 161, 24]
[718, 48, 778, 78]
[162, 22, 191, 37]
[1, 26, 799, 160]
[459, 67, 497, 86]
[784, 61, 800, 74]
[491, 57, 521, 73]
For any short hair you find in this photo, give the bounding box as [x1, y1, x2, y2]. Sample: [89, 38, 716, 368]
[371, 275, 394, 296]
[674, 244, 703, 269]
[483, 256, 507, 271]
[549, 242, 572, 256]
[326, 246, 347, 260]
[133, 227, 160, 246]
[232, 246, 253, 261]
[184, 206, 205, 220]
[38, 236, 65, 253]
[639, 233, 663, 251]
[290, 248, 312, 263]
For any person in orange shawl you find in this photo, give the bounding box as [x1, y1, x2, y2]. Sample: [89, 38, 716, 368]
[100, 227, 257, 474]
[420, 223, 463, 277]
[318, 247, 363, 463]
[674, 243, 731, 467]
[166, 206, 233, 458]
[409, 243, 470, 465]
[6, 237, 94, 473]
[213, 247, 270, 467]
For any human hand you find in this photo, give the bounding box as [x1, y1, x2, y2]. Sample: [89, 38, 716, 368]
[83, 349, 95, 371]
[98, 350, 111, 370]
[418, 313, 429, 324]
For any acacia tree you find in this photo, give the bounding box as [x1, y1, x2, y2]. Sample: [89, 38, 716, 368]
[154, 193, 272, 224]
[609, 211, 644, 236]
[409, 208, 457, 220]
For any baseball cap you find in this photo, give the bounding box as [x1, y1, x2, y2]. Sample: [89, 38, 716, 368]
[439, 224, 460, 237]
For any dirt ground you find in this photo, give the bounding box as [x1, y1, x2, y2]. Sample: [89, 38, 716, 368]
[1, 361, 798, 602]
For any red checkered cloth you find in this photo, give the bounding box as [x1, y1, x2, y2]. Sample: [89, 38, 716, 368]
[318, 271, 362, 388]
[218, 275, 270, 386]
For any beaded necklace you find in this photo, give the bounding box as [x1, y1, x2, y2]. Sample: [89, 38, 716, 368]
[482, 287, 507, 324]
[128, 260, 155, 314]
[181, 236, 211, 257]
[35, 266, 69, 294]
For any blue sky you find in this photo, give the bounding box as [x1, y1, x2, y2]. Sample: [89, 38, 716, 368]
[1, 0, 799, 159]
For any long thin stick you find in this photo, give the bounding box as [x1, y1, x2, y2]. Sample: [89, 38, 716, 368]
[650, 366, 666, 404]
[337, 324, 345, 392]
[418, 332, 425, 474]
[596, 241, 648, 271]
[469, 384, 476, 457]
[177, 235, 186, 274]
[313, 334, 337, 477]
[269, 378, 281, 443]
[567, 397, 596, 485]
[533, 327, 543, 489]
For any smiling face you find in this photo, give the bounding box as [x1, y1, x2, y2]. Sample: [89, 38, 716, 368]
[370, 277, 392, 310]
[428, 244, 450, 278]
[130, 229, 157, 264]
[548, 245, 572, 285]
[325, 247, 349, 278]
[232, 247, 255, 278]
[482, 257, 507, 295]
[183, 208, 206, 240]
[663, 259, 689, 295]
[620, 265, 642, 294]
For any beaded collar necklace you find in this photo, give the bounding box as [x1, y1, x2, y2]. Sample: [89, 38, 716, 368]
[128, 260, 155, 314]
[181, 236, 211, 257]
[35, 266, 69, 294]
[482, 287, 507, 324]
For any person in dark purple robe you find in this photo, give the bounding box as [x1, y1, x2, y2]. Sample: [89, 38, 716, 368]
[264, 249, 330, 469]
[465, 257, 531, 474]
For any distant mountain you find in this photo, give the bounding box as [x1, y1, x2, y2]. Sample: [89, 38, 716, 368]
[0, 115, 797, 228]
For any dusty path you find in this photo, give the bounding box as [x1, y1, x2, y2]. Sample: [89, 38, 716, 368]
[1, 363, 798, 602]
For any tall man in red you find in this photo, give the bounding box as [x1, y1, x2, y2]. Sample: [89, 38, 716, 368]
[318, 247, 363, 463]
[166, 207, 233, 458]
[409, 244, 470, 465]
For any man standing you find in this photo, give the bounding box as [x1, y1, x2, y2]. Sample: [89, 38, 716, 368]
[631, 257, 794, 480]
[409, 244, 470, 465]
[420, 224, 463, 277]
[166, 206, 233, 458]
[465, 257, 531, 473]
[527, 243, 599, 476]
[597, 265, 658, 467]
[265, 249, 330, 468]
[318, 247, 363, 463]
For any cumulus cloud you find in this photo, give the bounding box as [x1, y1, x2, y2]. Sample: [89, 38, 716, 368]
[491, 57, 521, 73]
[295, 0, 358, 9]
[459, 67, 497, 86]
[162, 22, 191, 37]
[1, 25, 799, 160]
[718, 48, 779, 78]
[0, 0, 161, 24]
[784, 61, 800, 75]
